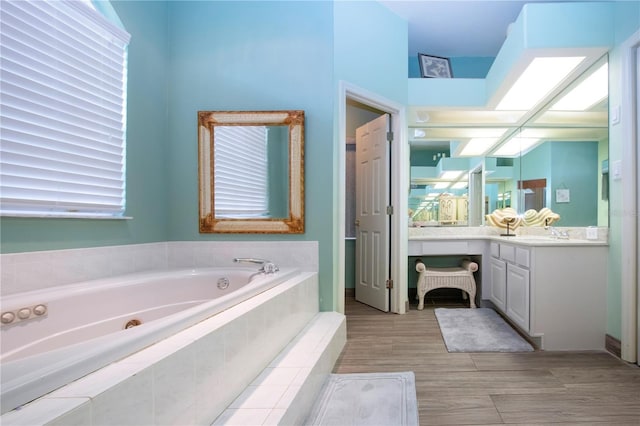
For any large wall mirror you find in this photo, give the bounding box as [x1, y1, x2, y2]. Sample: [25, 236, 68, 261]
[198, 110, 305, 233]
[409, 55, 609, 228]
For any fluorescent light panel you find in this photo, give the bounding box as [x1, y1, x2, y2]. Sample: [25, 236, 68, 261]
[493, 137, 540, 156]
[550, 63, 608, 111]
[451, 182, 468, 189]
[496, 56, 585, 110]
[460, 138, 499, 156]
[439, 170, 464, 180]
[459, 128, 508, 156]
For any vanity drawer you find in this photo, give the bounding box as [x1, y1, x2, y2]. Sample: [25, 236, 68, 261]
[500, 244, 515, 262]
[515, 247, 530, 268]
[419, 241, 469, 255]
[490, 242, 500, 258]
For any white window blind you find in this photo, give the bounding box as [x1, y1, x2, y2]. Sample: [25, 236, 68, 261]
[0, 0, 131, 217]
[214, 126, 269, 218]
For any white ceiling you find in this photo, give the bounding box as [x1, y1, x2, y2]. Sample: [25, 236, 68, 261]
[378, 0, 593, 57]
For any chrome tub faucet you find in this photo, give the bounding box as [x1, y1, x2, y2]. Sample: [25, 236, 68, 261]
[233, 258, 279, 274]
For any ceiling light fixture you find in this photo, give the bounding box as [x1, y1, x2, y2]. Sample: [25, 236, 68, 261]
[549, 62, 608, 111]
[496, 56, 585, 111]
[415, 111, 430, 123]
[413, 129, 426, 138]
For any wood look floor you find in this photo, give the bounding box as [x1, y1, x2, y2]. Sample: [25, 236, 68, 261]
[333, 295, 640, 425]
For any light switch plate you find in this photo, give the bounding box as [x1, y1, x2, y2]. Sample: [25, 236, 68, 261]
[612, 160, 622, 180]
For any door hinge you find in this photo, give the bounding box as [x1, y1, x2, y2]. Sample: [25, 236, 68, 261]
[387, 131, 393, 143]
[386, 205, 393, 215]
[386, 279, 394, 289]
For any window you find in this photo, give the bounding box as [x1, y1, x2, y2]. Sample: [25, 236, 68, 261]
[214, 126, 269, 218]
[0, 0, 130, 217]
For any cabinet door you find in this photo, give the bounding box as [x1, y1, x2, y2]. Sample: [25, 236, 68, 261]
[490, 257, 507, 312]
[506, 263, 530, 331]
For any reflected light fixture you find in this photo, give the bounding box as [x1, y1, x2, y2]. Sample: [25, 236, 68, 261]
[433, 182, 450, 189]
[496, 56, 585, 110]
[550, 62, 608, 111]
[451, 182, 468, 189]
[439, 170, 464, 180]
[458, 128, 508, 157]
[460, 138, 500, 156]
[492, 137, 540, 156]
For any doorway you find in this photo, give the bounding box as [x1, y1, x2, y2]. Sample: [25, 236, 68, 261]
[338, 82, 408, 315]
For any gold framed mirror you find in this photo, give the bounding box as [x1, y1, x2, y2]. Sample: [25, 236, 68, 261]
[198, 110, 304, 233]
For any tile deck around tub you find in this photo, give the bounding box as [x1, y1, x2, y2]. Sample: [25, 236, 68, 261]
[212, 311, 346, 426]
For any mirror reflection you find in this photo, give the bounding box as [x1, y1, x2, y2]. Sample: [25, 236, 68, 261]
[198, 110, 305, 234]
[213, 125, 289, 219]
[409, 56, 609, 228]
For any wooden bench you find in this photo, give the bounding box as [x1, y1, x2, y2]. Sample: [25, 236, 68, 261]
[415, 259, 478, 310]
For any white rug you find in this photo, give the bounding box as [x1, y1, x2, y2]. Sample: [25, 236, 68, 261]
[435, 308, 534, 352]
[305, 371, 419, 426]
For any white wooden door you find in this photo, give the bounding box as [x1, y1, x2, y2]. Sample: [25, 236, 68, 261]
[355, 114, 390, 312]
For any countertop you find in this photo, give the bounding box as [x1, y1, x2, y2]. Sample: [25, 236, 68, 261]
[408, 226, 609, 247]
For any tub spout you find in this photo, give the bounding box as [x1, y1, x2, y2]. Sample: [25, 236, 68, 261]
[233, 258, 279, 274]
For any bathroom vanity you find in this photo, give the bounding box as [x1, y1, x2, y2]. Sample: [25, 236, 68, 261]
[409, 229, 608, 351]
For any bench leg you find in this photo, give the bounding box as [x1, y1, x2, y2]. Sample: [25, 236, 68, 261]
[417, 293, 425, 310]
[467, 288, 477, 308]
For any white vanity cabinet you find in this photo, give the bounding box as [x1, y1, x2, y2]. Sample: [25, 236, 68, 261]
[489, 240, 607, 350]
[490, 242, 530, 331]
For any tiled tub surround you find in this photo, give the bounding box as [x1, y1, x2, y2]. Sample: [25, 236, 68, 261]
[1, 267, 300, 413]
[1, 271, 345, 425]
[0, 241, 319, 297]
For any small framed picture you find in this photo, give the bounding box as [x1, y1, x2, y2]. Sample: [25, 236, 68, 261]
[556, 189, 570, 203]
[418, 53, 453, 78]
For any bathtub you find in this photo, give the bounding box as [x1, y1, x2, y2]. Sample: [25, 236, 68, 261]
[0, 266, 298, 415]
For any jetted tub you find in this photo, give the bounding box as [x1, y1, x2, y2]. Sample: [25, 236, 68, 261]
[0, 266, 298, 414]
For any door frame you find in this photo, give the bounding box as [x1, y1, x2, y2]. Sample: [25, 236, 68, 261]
[337, 81, 408, 314]
[621, 29, 639, 363]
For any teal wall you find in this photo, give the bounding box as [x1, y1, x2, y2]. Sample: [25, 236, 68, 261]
[165, 1, 335, 310]
[333, 1, 408, 309]
[549, 142, 598, 226]
[520, 142, 599, 226]
[0, 1, 170, 253]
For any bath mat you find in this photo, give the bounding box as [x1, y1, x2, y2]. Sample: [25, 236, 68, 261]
[305, 371, 419, 426]
[435, 308, 534, 352]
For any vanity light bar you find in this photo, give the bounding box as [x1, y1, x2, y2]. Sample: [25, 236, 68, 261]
[549, 62, 608, 111]
[495, 56, 585, 111]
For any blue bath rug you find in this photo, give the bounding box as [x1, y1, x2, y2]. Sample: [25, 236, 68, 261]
[305, 371, 419, 426]
[435, 308, 534, 352]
